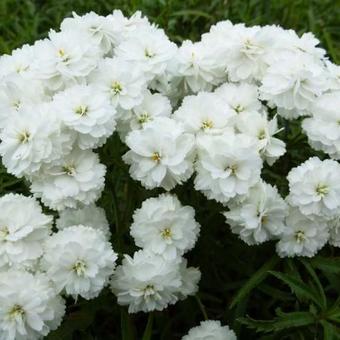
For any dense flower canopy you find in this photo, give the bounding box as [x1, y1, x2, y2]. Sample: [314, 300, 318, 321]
[0, 8, 339, 339]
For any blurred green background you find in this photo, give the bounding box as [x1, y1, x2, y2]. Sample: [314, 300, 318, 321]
[0, 1, 340, 339]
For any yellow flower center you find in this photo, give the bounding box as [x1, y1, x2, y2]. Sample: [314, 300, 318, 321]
[72, 260, 87, 276]
[161, 228, 172, 240]
[8, 305, 25, 319]
[138, 112, 150, 124]
[111, 81, 122, 94]
[63, 164, 76, 176]
[74, 105, 88, 117]
[201, 119, 214, 130]
[295, 231, 305, 243]
[18, 130, 30, 144]
[316, 184, 329, 197]
[0, 226, 9, 240]
[151, 152, 161, 163]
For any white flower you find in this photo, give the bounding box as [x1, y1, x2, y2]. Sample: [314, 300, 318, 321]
[224, 181, 287, 245]
[117, 90, 171, 140]
[90, 57, 147, 110]
[60, 12, 119, 55]
[214, 82, 261, 116]
[0, 103, 72, 177]
[224, 25, 280, 82]
[130, 194, 200, 259]
[287, 157, 340, 218]
[42, 225, 117, 300]
[116, 26, 177, 79]
[176, 259, 201, 300]
[106, 10, 151, 46]
[276, 207, 329, 258]
[53, 84, 117, 149]
[302, 91, 340, 160]
[32, 30, 100, 91]
[171, 40, 226, 93]
[0, 270, 65, 340]
[235, 111, 286, 165]
[111, 250, 182, 313]
[195, 132, 262, 204]
[55, 204, 111, 239]
[173, 92, 235, 136]
[182, 320, 237, 340]
[328, 216, 340, 247]
[0, 44, 36, 79]
[123, 117, 195, 190]
[260, 52, 327, 112]
[325, 61, 340, 91]
[0, 194, 52, 270]
[0, 74, 47, 130]
[30, 149, 106, 211]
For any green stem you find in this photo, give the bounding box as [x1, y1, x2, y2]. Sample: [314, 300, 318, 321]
[195, 295, 209, 320]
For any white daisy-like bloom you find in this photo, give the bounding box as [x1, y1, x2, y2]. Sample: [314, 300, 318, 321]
[89, 57, 147, 111]
[111, 250, 183, 313]
[60, 12, 120, 55]
[55, 204, 111, 239]
[224, 181, 287, 245]
[115, 26, 177, 80]
[276, 207, 329, 258]
[107, 10, 152, 46]
[287, 157, 340, 219]
[325, 61, 340, 91]
[195, 132, 262, 204]
[117, 90, 171, 141]
[328, 216, 340, 247]
[173, 92, 235, 136]
[0, 44, 36, 79]
[171, 40, 226, 93]
[32, 30, 100, 91]
[214, 82, 261, 116]
[302, 91, 340, 160]
[0, 194, 52, 270]
[30, 149, 106, 211]
[236, 111, 286, 165]
[130, 194, 200, 259]
[260, 52, 327, 112]
[0, 270, 65, 340]
[123, 117, 195, 190]
[278, 30, 326, 60]
[224, 25, 282, 82]
[176, 259, 201, 300]
[42, 225, 117, 300]
[0, 74, 47, 130]
[0, 103, 72, 177]
[182, 320, 237, 340]
[52, 84, 117, 149]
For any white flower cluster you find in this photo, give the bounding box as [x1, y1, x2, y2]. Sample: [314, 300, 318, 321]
[0, 193, 117, 339]
[0, 10, 177, 211]
[1, 8, 340, 338]
[111, 194, 201, 313]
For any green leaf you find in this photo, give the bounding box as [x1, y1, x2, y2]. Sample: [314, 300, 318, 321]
[299, 259, 327, 310]
[311, 257, 340, 274]
[238, 311, 315, 333]
[320, 321, 340, 340]
[269, 271, 324, 309]
[325, 305, 340, 323]
[142, 313, 154, 340]
[121, 309, 136, 340]
[230, 256, 280, 309]
[170, 9, 213, 19]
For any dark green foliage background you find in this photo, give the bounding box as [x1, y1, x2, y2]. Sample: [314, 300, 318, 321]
[1, 0, 340, 339]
